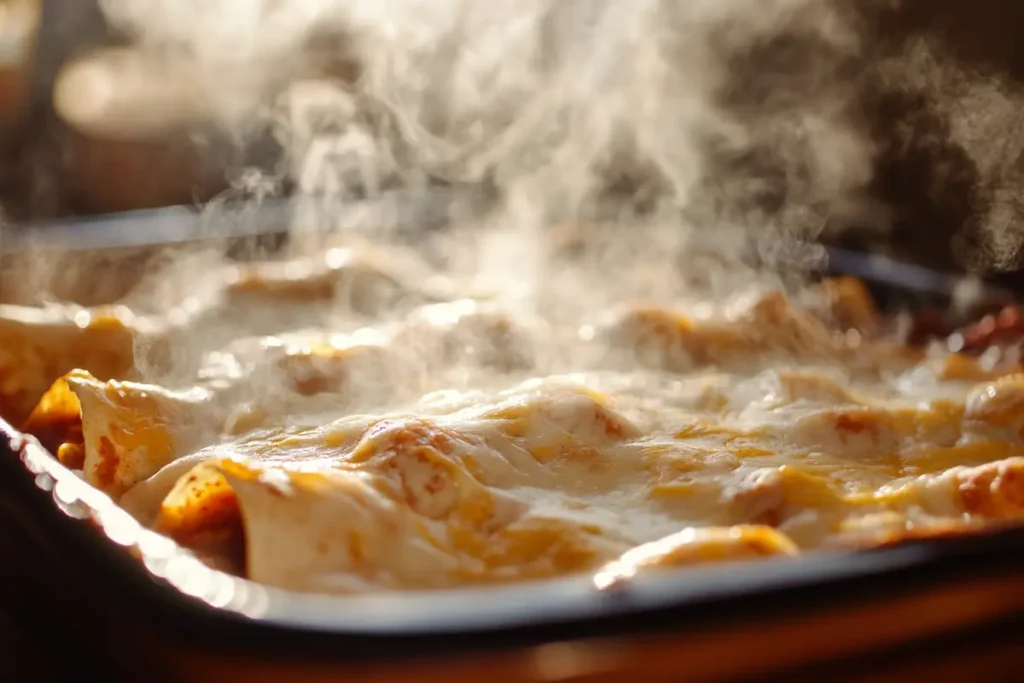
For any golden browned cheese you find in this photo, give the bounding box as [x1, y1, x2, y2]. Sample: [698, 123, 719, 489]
[816, 276, 880, 334]
[223, 246, 445, 315]
[19, 268, 1024, 595]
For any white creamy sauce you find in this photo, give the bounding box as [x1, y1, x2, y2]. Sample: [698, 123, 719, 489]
[13, 255, 1024, 593]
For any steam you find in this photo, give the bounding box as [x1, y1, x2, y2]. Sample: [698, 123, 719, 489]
[98, 0, 872, 276]
[68, 0, 1024, 398]
[64, 0, 898, 395]
[4, 0, 1022, 318]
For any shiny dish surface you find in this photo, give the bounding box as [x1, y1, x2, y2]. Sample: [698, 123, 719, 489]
[6, 237, 1024, 599]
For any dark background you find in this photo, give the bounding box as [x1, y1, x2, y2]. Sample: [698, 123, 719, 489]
[4, 0, 1024, 286]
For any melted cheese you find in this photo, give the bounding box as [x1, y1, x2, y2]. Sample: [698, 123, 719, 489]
[20, 271, 1024, 594]
[67, 370, 222, 498]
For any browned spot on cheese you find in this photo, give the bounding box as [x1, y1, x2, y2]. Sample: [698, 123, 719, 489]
[95, 436, 119, 488]
[352, 419, 457, 462]
[343, 419, 473, 519]
[591, 402, 643, 440]
[423, 469, 447, 495]
[835, 412, 873, 435]
[346, 532, 365, 563]
[959, 459, 1024, 518]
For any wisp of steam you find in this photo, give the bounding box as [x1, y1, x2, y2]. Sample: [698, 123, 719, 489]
[98, 0, 871, 268]
[30, 0, 1024, 388]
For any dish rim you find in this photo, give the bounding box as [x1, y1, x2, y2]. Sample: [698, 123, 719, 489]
[5, 225, 1024, 663]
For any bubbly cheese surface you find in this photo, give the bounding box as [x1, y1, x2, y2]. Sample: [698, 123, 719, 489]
[15, 253, 1024, 594]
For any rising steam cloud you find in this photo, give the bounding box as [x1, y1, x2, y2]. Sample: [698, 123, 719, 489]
[98, 1, 868, 265]
[96, 0, 1024, 283]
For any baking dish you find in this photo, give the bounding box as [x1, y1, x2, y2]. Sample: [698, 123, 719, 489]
[9, 413, 1024, 682]
[4, 208, 1024, 681]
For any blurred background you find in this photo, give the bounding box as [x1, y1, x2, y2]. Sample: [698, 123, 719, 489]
[0, 0, 365, 305]
[4, 0, 1024, 300]
[0, 0, 292, 220]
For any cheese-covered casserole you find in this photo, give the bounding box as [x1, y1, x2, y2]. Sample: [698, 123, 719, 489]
[9, 246, 1024, 594]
